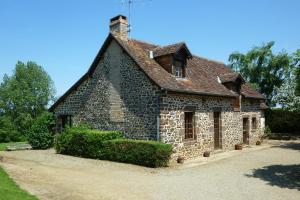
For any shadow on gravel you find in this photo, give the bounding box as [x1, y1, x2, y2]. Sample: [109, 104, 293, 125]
[246, 164, 300, 191]
[272, 142, 300, 152]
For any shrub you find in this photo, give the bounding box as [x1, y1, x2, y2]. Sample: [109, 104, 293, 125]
[0, 116, 22, 142]
[265, 109, 300, 134]
[263, 125, 272, 138]
[102, 139, 172, 167]
[27, 112, 55, 149]
[54, 125, 123, 158]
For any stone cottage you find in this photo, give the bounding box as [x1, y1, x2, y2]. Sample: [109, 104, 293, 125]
[50, 15, 267, 159]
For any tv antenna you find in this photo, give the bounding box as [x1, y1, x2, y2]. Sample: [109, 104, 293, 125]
[120, 0, 152, 38]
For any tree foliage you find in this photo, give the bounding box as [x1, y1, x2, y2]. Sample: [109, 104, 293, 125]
[0, 115, 20, 142]
[27, 112, 55, 149]
[274, 78, 300, 111]
[228, 42, 291, 106]
[293, 49, 300, 96]
[0, 61, 56, 139]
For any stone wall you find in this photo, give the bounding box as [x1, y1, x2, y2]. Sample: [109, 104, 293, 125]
[53, 40, 160, 140]
[159, 93, 263, 160]
[241, 99, 264, 145]
[159, 93, 242, 159]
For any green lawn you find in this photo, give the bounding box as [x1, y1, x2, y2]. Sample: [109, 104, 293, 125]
[0, 166, 38, 200]
[0, 142, 27, 151]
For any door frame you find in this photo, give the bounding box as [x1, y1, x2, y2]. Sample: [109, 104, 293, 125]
[213, 112, 222, 149]
[243, 117, 250, 144]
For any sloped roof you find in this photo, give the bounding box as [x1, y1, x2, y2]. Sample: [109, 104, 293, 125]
[260, 102, 268, 110]
[219, 72, 245, 83]
[153, 42, 192, 58]
[49, 33, 265, 111]
[114, 36, 237, 98]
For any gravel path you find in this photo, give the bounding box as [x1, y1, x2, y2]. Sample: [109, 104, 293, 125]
[0, 140, 299, 200]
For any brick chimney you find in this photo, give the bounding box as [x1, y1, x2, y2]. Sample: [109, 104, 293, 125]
[109, 15, 128, 40]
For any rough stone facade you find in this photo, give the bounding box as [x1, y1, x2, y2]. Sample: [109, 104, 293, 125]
[241, 99, 264, 145]
[159, 93, 264, 160]
[53, 40, 160, 140]
[52, 38, 265, 160]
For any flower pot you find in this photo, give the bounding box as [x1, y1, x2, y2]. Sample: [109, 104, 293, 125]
[177, 156, 185, 164]
[203, 151, 210, 157]
[235, 144, 243, 150]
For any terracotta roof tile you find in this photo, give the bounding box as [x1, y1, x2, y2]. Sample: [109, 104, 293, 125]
[219, 72, 245, 83]
[116, 35, 265, 99]
[114, 36, 237, 97]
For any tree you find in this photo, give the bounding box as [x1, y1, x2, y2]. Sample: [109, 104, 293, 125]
[293, 49, 300, 96]
[228, 41, 291, 106]
[0, 61, 56, 137]
[274, 77, 300, 111]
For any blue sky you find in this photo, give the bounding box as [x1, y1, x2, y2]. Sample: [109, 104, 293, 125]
[1, 0, 299, 96]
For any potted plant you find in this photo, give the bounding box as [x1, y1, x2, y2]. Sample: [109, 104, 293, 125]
[177, 156, 185, 164]
[256, 141, 261, 145]
[203, 151, 210, 157]
[235, 143, 243, 150]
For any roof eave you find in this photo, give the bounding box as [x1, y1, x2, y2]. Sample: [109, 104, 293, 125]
[163, 88, 238, 98]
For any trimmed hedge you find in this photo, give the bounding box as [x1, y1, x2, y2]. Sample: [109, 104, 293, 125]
[55, 126, 123, 158]
[55, 126, 172, 167]
[102, 139, 172, 167]
[265, 109, 300, 134]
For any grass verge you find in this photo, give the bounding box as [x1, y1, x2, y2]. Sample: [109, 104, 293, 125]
[0, 166, 38, 200]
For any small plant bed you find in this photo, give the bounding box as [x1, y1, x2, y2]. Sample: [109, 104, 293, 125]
[0, 142, 28, 151]
[55, 125, 172, 167]
[0, 166, 38, 200]
[5, 143, 32, 151]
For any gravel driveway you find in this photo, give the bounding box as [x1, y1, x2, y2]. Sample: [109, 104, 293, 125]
[0, 140, 299, 200]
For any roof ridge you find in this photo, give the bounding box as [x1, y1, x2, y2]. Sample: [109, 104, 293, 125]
[159, 41, 185, 48]
[129, 38, 159, 48]
[192, 54, 225, 65]
[221, 72, 239, 75]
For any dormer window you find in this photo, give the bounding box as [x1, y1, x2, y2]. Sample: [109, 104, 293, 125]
[174, 60, 185, 78]
[152, 42, 192, 78]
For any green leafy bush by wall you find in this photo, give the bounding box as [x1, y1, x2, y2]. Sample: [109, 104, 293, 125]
[55, 126, 172, 167]
[55, 125, 123, 158]
[102, 139, 172, 167]
[0, 116, 22, 142]
[27, 112, 55, 149]
[265, 109, 300, 134]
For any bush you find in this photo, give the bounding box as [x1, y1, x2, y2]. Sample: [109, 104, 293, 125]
[54, 125, 123, 158]
[102, 139, 172, 167]
[265, 109, 300, 134]
[0, 116, 22, 142]
[27, 112, 55, 149]
[263, 125, 272, 138]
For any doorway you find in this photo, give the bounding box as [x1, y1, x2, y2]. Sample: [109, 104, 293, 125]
[214, 112, 222, 149]
[243, 117, 250, 144]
